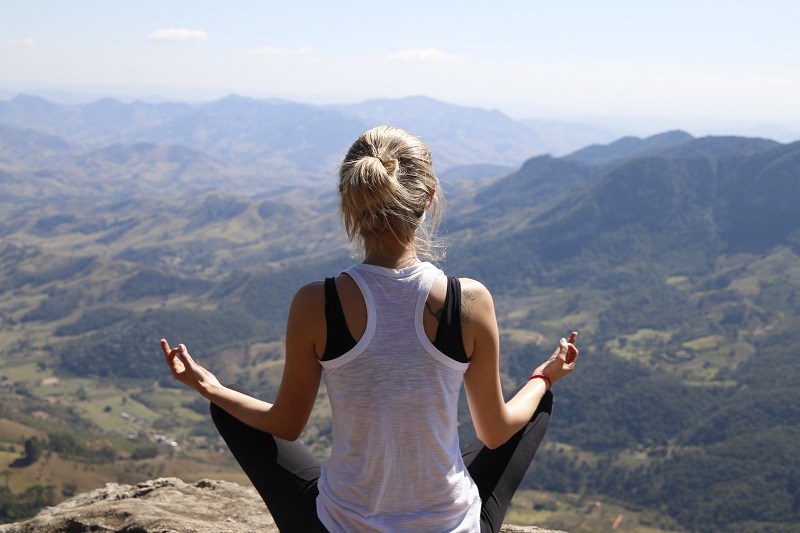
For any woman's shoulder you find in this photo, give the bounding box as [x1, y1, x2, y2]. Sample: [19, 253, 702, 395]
[291, 274, 360, 314]
[291, 280, 325, 313]
[455, 277, 495, 328]
[457, 278, 493, 303]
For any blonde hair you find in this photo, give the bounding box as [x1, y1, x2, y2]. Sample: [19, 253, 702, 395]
[339, 125, 444, 260]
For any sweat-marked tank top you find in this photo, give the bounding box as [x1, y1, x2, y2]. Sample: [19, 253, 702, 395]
[316, 262, 481, 533]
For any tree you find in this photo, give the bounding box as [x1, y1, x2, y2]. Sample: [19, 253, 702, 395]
[23, 437, 43, 465]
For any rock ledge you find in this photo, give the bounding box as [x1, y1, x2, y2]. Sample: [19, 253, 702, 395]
[0, 477, 565, 533]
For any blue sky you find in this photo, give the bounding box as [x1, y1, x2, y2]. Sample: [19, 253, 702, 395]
[1, 0, 798, 132]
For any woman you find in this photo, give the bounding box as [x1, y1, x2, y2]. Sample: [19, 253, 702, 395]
[161, 125, 578, 533]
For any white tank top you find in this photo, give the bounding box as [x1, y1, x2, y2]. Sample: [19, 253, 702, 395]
[316, 262, 481, 533]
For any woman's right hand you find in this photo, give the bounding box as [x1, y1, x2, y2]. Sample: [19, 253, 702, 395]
[533, 331, 579, 386]
[160, 339, 221, 396]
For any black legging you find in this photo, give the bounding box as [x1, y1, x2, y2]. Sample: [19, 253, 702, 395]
[210, 384, 553, 533]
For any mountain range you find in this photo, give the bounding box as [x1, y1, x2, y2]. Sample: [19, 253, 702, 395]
[0, 94, 627, 181]
[1, 94, 799, 532]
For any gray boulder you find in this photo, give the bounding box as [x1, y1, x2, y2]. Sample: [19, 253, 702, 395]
[0, 477, 565, 532]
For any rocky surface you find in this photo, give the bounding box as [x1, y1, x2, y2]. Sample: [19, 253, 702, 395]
[0, 477, 566, 532]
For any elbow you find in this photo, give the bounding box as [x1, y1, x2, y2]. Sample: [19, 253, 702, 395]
[475, 421, 516, 449]
[270, 420, 307, 442]
[481, 438, 504, 450]
[259, 410, 308, 441]
[271, 427, 303, 442]
[476, 430, 505, 450]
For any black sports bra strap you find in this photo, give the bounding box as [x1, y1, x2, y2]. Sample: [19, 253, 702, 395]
[322, 275, 468, 363]
[433, 276, 469, 363]
[322, 277, 358, 361]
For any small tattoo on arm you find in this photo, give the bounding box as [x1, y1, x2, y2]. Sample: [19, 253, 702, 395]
[426, 302, 444, 321]
[461, 290, 475, 323]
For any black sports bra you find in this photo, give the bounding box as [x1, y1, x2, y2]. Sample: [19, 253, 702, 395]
[321, 275, 469, 363]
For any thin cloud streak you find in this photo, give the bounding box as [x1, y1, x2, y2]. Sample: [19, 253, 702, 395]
[246, 46, 314, 56]
[147, 28, 208, 42]
[10, 38, 37, 48]
[382, 48, 467, 63]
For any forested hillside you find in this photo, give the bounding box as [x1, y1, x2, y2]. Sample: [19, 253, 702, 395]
[447, 136, 800, 532]
[1, 96, 799, 531]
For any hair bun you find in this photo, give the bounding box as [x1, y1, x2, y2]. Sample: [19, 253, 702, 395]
[381, 157, 399, 177]
[338, 125, 443, 259]
[340, 155, 399, 213]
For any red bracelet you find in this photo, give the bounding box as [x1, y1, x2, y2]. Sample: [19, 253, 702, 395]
[529, 373, 552, 389]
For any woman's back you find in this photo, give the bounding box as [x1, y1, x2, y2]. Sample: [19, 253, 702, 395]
[161, 125, 578, 533]
[317, 262, 481, 532]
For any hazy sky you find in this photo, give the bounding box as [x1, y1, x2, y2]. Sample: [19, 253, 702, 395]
[2, 0, 798, 130]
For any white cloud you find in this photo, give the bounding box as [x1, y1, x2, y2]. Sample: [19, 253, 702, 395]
[10, 38, 37, 48]
[245, 46, 314, 56]
[147, 28, 208, 42]
[382, 48, 467, 63]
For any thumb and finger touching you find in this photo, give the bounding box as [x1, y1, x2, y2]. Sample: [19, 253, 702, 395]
[161, 340, 221, 395]
[551, 334, 578, 359]
[545, 332, 580, 378]
[161, 339, 196, 376]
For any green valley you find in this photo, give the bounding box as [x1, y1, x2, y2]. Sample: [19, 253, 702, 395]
[1, 95, 799, 532]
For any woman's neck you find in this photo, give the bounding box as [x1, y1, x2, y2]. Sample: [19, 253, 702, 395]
[362, 234, 421, 269]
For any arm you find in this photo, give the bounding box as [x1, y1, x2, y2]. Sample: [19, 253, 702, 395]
[161, 281, 325, 441]
[461, 279, 578, 449]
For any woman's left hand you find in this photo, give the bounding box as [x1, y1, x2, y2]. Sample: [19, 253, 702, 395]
[160, 339, 221, 396]
[533, 331, 579, 386]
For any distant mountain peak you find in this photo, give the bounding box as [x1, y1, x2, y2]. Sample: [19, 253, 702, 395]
[11, 93, 52, 105]
[217, 93, 254, 103]
[648, 129, 694, 141]
[565, 130, 694, 165]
